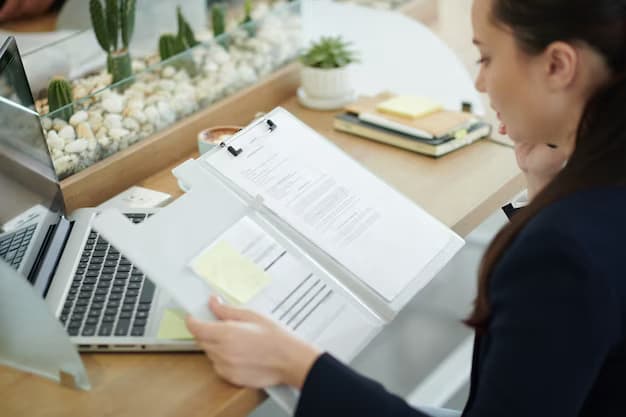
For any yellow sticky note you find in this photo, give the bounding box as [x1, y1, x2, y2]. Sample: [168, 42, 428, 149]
[157, 309, 193, 340]
[191, 240, 271, 305]
[376, 96, 442, 119]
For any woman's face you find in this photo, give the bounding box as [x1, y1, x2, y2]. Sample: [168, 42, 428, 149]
[471, 0, 570, 145]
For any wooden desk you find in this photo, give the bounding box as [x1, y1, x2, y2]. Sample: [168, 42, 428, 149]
[0, 2, 524, 416]
[0, 97, 522, 417]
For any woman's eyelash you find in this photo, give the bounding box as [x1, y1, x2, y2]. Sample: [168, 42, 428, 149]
[476, 57, 490, 65]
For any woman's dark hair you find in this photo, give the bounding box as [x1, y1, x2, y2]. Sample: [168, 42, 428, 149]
[466, 0, 626, 330]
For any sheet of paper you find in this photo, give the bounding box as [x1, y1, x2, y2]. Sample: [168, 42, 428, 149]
[192, 216, 346, 339]
[190, 240, 272, 305]
[157, 309, 193, 340]
[204, 110, 456, 301]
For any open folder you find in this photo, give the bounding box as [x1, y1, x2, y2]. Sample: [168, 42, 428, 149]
[92, 107, 464, 411]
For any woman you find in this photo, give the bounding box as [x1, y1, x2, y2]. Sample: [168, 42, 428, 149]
[186, 0, 626, 415]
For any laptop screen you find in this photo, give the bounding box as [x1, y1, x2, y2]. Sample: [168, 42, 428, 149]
[0, 37, 65, 236]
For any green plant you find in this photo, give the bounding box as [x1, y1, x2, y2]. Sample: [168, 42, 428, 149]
[90, 0, 137, 84]
[239, 0, 256, 37]
[212, 4, 226, 38]
[157, 6, 199, 76]
[47, 77, 74, 121]
[300, 36, 358, 69]
[159, 33, 186, 61]
[211, 4, 229, 49]
[177, 6, 199, 48]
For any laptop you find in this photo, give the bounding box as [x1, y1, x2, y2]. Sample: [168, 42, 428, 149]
[0, 36, 196, 351]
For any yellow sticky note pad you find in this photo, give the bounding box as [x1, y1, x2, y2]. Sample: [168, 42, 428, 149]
[376, 96, 442, 119]
[157, 309, 193, 340]
[191, 240, 271, 305]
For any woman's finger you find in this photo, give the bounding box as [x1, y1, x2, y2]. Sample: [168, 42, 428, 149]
[185, 315, 231, 343]
[209, 296, 266, 323]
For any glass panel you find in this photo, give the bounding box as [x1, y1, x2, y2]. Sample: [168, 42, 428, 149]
[35, 1, 302, 180]
[334, 0, 412, 9]
[0, 260, 90, 390]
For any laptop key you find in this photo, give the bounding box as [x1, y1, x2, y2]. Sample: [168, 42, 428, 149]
[133, 318, 147, 326]
[139, 280, 156, 303]
[69, 319, 83, 328]
[131, 327, 145, 336]
[115, 320, 130, 336]
[82, 326, 96, 336]
[99, 324, 113, 336]
[137, 303, 151, 312]
[102, 315, 116, 323]
[68, 327, 80, 336]
[119, 312, 132, 319]
[109, 293, 122, 301]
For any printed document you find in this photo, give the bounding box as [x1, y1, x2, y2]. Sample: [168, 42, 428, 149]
[191, 216, 346, 340]
[204, 114, 453, 301]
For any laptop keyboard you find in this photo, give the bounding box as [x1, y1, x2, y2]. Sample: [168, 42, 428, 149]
[61, 213, 155, 338]
[0, 224, 36, 270]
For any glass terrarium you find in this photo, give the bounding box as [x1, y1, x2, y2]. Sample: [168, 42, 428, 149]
[27, 0, 301, 180]
[334, 0, 412, 9]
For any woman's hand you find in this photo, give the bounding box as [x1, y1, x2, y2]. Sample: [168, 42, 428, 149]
[514, 142, 572, 200]
[186, 297, 321, 389]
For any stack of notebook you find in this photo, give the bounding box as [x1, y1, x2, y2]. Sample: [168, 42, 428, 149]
[334, 92, 492, 157]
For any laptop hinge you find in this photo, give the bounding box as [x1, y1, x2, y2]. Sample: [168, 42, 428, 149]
[29, 216, 73, 298]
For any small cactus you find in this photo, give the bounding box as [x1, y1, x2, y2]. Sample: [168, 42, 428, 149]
[212, 4, 226, 38]
[159, 33, 186, 61]
[177, 6, 199, 49]
[212, 4, 229, 49]
[240, 0, 256, 37]
[47, 77, 74, 121]
[159, 33, 197, 76]
[90, 0, 136, 84]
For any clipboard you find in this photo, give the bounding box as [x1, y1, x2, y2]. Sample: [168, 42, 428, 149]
[92, 107, 464, 411]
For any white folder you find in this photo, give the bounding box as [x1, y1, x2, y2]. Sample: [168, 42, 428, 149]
[93, 107, 464, 412]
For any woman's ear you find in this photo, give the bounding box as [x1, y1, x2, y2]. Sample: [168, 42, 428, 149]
[542, 41, 579, 91]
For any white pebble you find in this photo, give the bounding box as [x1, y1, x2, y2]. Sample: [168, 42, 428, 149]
[69, 110, 88, 126]
[58, 125, 76, 141]
[102, 95, 124, 113]
[98, 135, 111, 147]
[104, 114, 123, 129]
[53, 155, 76, 175]
[76, 122, 95, 140]
[122, 117, 140, 131]
[88, 111, 103, 132]
[65, 139, 88, 153]
[41, 117, 52, 130]
[109, 127, 130, 140]
[46, 130, 64, 150]
[161, 66, 176, 78]
[158, 79, 176, 92]
[52, 118, 68, 131]
[144, 106, 160, 125]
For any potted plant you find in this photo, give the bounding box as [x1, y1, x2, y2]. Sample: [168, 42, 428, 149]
[298, 36, 359, 110]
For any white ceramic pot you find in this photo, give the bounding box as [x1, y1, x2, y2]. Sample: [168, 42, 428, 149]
[301, 65, 353, 100]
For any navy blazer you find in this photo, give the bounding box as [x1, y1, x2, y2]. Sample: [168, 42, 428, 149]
[295, 186, 626, 417]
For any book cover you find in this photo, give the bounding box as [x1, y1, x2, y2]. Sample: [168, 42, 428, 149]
[346, 92, 477, 139]
[334, 112, 491, 157]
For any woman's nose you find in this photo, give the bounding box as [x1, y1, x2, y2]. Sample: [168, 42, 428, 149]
[474, 69, 486, 93]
